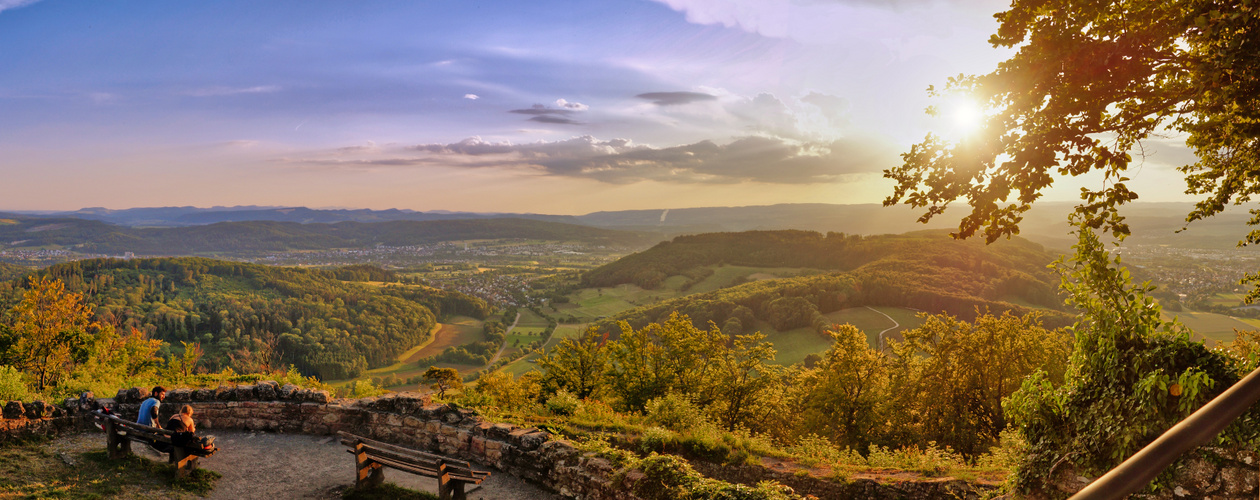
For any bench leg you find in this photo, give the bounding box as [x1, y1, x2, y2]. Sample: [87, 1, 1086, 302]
[104, 419, 130, 459]
[438, 469, 466, 500]
[354, 443, 384, 488]
[171, 448, 199, 479]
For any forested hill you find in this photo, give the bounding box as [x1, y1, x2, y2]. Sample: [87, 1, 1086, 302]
[1, 257, 490, 380]
[586, 230, 1056, 294]
[0, 217, 651, 255]
[587, 230, 1072, 334]
[0, 262, 31, 282]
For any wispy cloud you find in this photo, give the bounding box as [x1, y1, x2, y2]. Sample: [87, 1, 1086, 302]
[281, 134, 899, 184]
[636, 91, 716, 106]
[0, 0, 43, 14]
[185, 85, 282, 97]
[464, 94, 480, 100]
[509, 103, 585, 125]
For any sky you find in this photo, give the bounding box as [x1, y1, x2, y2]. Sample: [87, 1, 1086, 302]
[0, 0, 1198, 214]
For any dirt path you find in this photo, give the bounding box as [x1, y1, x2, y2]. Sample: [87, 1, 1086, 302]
[866, 306, 900, 351]
[486, 311, 522, 366]
[53, 430, 558, 500]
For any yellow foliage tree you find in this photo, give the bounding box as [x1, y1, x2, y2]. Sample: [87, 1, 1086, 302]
[7, 276, 105, 391]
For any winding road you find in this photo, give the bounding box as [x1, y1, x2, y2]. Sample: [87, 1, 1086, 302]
[486, 311, 522, 366]
[866, 306, 900, 351]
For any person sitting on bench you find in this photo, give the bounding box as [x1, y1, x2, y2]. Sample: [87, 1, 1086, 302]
[171, 405, 215, 449]
[166, 413, 215, 456]
[136, 386, 166, 429]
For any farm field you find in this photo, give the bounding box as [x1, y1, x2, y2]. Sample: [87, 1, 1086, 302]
[764, 306, 923, 366]
[500, 323, 585, 377]
[326, 315, 484, 389]
[685, 265, 819, 294]
[1164, 311, 1256, 345]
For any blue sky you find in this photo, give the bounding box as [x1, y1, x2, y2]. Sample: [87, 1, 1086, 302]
[0, 0, 1194, 213]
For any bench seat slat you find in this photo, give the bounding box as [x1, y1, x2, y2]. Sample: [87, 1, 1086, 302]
[367, 454, 485, 484]
[339, 431, 472, 469]
[342, 448, 483, 478]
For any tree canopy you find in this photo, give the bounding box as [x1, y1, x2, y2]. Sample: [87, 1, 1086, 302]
[885, 1, 1260, 244]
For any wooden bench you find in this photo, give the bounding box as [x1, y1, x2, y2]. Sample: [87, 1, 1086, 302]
[91, 410, 215, 478]
[339, 431, 490, 500]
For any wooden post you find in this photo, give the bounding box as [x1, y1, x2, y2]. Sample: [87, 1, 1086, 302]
[104, 418, 130, 459]
[438, 463, 452, 500]
[171, 447, 199, 478]
[354, 442, 383, 488]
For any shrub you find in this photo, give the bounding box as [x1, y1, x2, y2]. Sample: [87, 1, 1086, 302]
[546, 389, 580, 416]
[0, 366, 31, 401]
[645, 394, 706, 431]
[640, 426, 676, 454]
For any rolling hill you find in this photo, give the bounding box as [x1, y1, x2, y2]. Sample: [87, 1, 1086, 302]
[584, 230, 1073, 341]
[0, 217, 652, 255]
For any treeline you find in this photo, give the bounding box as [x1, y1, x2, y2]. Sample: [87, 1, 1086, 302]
[0, 258, 490, 380]
[592, 266, 1073, 338]
[583, 230, 1060, 309]
[0, 217, 652, 255]
[0, 263, 30, 282]
[476, 310, 1069, 461]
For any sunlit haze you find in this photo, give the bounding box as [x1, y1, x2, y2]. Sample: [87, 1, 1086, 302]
[0, 0, 1196, 213]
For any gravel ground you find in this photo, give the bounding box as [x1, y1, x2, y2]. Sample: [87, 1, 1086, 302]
[54, 430, 560, 500]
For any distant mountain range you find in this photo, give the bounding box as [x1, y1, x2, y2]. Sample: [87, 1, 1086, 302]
[4, 201, 1257, 251]
[0, 217, 650, 255]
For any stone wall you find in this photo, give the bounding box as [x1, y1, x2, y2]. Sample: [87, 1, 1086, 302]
[105, 383, 641, 500]
[0, 399, 76, 442]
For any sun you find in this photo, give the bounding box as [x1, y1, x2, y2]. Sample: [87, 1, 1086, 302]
[948, 97, 983, 135]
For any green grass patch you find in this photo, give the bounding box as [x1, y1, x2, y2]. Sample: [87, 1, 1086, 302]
[516, 308, 550, 327]
[499, 323, 586, 376]
[685, 265, 816, 294]
[1165, 311, 1258, 345]
[329, 316, 484, 388]
[342, 483, 438, 500]
[0, 441, 220, 499]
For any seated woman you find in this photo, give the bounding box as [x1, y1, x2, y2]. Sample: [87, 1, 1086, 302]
[166, 406, 216, 455]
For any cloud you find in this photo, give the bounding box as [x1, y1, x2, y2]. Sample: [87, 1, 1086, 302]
[185, 86, 282, 97]
[649, 0, 1007, 46]
[528, 115, 582, 125]
[509, 104, 575, 116]
[464, 94, 479, 100]
[636, 91, 717, 106]
[556, 98, 588, 110]
[0, 0, 41, 14]
[510, 103, 585, 125]
[288, 134, 899, 184]
[801, 91, 850, 126]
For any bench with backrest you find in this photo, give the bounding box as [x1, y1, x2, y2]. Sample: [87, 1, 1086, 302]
[91, 410, 215, 478]
[339, 431, 490, 500]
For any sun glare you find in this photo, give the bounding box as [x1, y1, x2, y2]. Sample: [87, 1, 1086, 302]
[949, 97, 983, 136]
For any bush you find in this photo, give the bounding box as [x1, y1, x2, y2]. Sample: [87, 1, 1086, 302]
[546, 389, 580, 416]
[0, 366, 31, 401]
[645, 394, 706, 431]
[640, 426, 676, 454]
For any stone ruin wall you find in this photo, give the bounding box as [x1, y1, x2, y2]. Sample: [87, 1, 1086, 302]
[0, 382, 1252, 499]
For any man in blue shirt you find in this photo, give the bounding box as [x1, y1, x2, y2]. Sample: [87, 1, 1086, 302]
[137, 386, 166, 428]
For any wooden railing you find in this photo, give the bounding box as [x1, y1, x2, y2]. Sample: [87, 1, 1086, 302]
[1069, 366, 1260, 499]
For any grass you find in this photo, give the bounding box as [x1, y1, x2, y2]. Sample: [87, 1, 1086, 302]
[1166, 311, 1259, 345]
[342, 483, 438, 500]
[1206, 292, 1249, 307]
[328, 316, 484, 388]
[685, 265, 815, 294]
[499, 323, 585, 377]
[0, 440, 221, 499]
